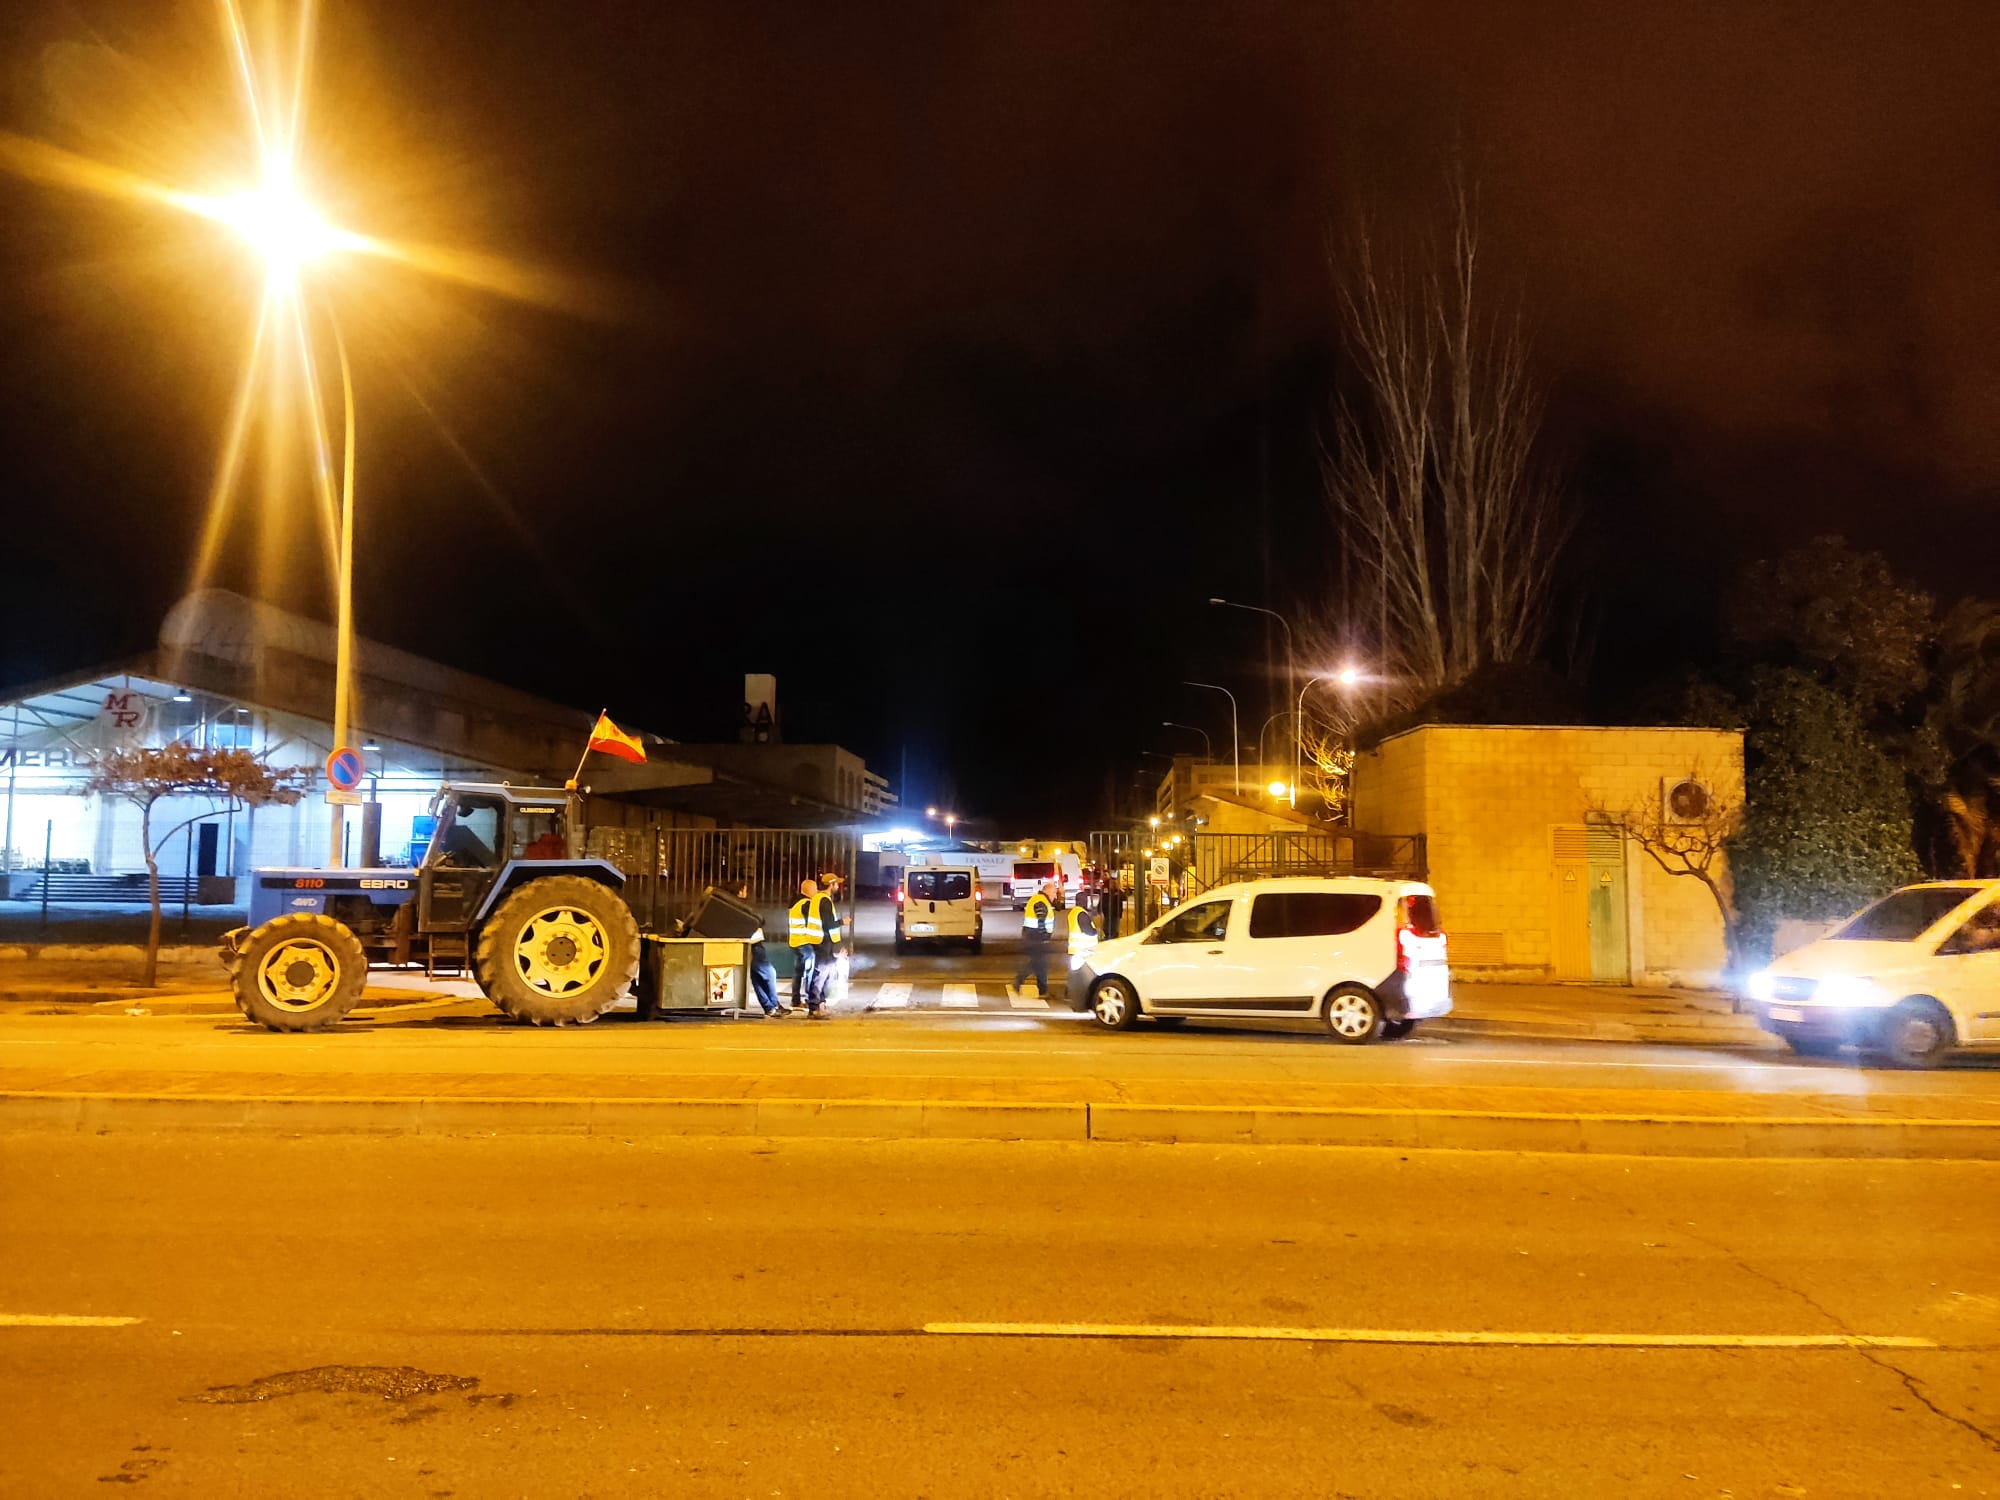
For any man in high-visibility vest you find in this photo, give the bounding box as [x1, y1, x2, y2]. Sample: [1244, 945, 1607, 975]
[1010, 879, 1060, 1001]
[787, 877, 825, 1015]
[1063, 897, 1100, 1004]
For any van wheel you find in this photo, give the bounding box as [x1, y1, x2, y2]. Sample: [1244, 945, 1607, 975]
[1089, 978, 1140, 1030]
[894, 934, 909, 955]
[968, 934, 983, 956]
[1323, 984, 1383, 1044]
[1869, 999, 1955, 1069]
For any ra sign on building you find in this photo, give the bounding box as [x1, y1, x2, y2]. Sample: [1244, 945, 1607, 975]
[97, 690, 151, 740]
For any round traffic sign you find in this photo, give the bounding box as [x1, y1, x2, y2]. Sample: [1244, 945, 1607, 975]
[325, 746, 366, 792]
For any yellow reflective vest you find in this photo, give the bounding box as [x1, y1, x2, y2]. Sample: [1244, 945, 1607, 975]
[1023, 892, 1056, 937]
[1067, 905, 1098, 955]
[787, 896, 825, 947]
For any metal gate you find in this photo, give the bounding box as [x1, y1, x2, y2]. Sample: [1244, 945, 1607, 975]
[585, 825, 858, 930]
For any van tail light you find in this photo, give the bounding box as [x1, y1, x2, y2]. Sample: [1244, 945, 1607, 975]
[974, 887, 983, 904]
[1396, 923, 1418, 973]
[895, 887, 905, 905]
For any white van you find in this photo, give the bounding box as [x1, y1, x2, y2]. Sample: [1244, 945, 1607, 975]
[1073, 877, 1451, 1041]
[1009, 853, 1082, 908]
[896, 865, 984, 954]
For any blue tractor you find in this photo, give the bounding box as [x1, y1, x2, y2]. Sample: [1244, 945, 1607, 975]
[220, 783, 641, 1031]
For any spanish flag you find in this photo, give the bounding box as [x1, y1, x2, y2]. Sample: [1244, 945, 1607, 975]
[586, 712, 646, 764]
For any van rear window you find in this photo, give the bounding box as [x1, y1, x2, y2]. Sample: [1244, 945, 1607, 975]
[1401, 894, 1442, 937]
[1248, 892, 1382, 938]
[1013, 861, 1056, 881]
[910, 871, 972, 901]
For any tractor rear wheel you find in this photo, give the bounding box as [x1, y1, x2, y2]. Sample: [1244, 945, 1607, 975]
[233, 914, 369, 1032]
[476, 875, 640, 1026]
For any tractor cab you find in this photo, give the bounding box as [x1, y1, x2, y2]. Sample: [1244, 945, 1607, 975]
[418, 783, 576, 932]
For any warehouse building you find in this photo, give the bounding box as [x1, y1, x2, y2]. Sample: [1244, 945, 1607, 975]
[0, 590, 889, 908]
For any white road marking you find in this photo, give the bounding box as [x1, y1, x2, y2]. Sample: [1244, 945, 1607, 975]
[941, 984, 980, 1009]
[921, 1322, 1935, 1350]
[1008, 988, 1051, 1009]
[872, 984, 913, 1010]
[0, 1314, 143, 1328]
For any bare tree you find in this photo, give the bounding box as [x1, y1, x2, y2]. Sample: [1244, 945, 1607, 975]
[1321, 174, 1572, 700]
[1590, 769, 1745, 968]
[85, 744, 306, 986]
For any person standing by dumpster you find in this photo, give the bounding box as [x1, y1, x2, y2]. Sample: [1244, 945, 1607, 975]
[806, 872, 844, 1017]
[787, 877, 824, 1014]
[732, 879, 785, 1016]
[1010, 878, 1059, 1002]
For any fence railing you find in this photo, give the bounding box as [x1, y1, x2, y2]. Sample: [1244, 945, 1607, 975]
[585, 825, 858, 930]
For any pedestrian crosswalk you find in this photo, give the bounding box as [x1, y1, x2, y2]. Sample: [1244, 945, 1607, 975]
[849, 981, 1075, 1014]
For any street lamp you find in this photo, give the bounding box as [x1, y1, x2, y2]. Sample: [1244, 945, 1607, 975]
[1210, 598, 1297, 786]
[210, 178, 361, 867]
[1182, 682, 1240, 792]
[1296, 664, 1367, 801]
[1159, 720, 1212, 758]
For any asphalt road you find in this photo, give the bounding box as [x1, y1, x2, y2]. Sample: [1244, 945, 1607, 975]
[3, 1132, 1996, 1496]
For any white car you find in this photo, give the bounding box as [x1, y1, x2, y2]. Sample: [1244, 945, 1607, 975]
[1746, 881, 2000, 1067]
[1072, 877, 1451, 1042]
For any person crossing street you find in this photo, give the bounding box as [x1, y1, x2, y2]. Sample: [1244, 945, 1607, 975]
[1009, 878, 1060, 1002]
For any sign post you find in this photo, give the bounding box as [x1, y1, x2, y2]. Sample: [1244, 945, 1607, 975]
[325, 748, 366, 853]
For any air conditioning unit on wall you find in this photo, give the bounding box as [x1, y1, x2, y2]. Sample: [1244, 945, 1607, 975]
[1662, 776, 1711, 825]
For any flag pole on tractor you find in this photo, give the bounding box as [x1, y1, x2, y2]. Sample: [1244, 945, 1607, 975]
[568, 710, 646, 789]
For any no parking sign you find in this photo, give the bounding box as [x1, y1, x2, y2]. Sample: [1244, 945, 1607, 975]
[326, 746, 366, 794]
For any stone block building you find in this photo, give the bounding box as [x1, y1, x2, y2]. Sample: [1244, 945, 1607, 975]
[1352, 725, 1744, 987]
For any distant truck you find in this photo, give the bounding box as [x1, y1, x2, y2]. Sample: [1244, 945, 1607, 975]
[1007, 852, 1083, 908]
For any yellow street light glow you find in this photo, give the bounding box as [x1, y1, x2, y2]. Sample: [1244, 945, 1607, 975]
[1268, 779, 1290, 797]
[207, 179, 352, 277]
[1336, 666, 1362, 687]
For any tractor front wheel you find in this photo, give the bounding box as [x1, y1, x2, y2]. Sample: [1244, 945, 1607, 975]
[233, 914, 369, 1032]
[476, 876, 640, 1026]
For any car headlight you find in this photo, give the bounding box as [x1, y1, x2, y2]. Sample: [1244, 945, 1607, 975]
[1746, 971, 1776, 1003]
[1815, 974, 1885, 1007]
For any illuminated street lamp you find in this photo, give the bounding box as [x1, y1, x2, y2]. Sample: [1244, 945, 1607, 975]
[1295, 665, 1367, 805]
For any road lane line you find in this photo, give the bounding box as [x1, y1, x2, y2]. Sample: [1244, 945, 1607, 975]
[0, 1314, 143, 1328]
[872, 984, 913, 1010]
[921, 1322, 1935, 1349]
[1008, 988, 1051, 1009]
[941, 984, 980, 1009]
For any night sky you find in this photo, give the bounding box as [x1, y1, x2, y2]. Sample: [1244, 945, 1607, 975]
[1, 1, 1995, 826]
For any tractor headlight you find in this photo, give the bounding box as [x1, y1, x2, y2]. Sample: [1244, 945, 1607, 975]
[1815, 974, 1885, 1008]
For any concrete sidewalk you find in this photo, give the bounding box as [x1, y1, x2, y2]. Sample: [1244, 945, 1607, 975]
[2, 1005, 1995, 1158]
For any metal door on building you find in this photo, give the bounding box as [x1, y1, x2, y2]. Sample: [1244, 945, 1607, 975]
[1553, 826, 1628, 984]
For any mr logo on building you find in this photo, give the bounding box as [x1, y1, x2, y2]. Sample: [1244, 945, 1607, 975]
[97, 691, 151, 738]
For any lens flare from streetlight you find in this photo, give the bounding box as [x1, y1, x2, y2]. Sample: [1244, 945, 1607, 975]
[0, 0, 626, 624]
[1337, 666, 1362, 687]
[207, 179, 351, 278]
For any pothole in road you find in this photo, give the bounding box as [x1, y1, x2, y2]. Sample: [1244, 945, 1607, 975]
[184, 1365, 480, 1405]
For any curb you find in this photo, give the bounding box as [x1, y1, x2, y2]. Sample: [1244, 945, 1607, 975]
[4, 1091, 1995, 1159]
[1435, 1016, 1768, 1046]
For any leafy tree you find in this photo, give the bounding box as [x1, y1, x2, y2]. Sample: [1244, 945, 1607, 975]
[1729, 669, 1921, 959]
[84, 744, 306, 985]
[1726, 536, 1934, 712]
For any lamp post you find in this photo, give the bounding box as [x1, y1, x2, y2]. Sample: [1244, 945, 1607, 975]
[1297, 665, 1364, 801]
[1182, 682, 1239, 793]
[205, 178, 361, 865]
[1210, 598, 1296, 787]
[1159, 720, 1212, 759]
